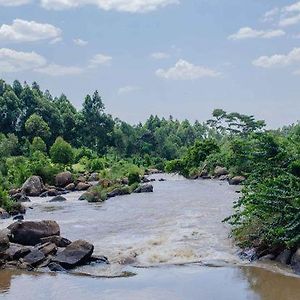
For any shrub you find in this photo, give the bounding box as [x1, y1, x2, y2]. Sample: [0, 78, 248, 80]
[50, 137, 74, 165]
[128, 171, 141, 185]
[31, 137, 47, 153]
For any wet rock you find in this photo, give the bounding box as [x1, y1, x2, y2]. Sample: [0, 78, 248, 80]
[291, 248, 300, 274]
[55, 172, 72, 188]
[38, 242, 57, 256]
[90, 255, 109, 264]
[0, 230, 10, 252]
[107, 188, 130, 198]
[39, 191, 49, 198]
[141, 176, 150, 183]
[48, 195, 67, 203]
[13, 215, 24, 221]
[134, 184, 153, 193]
[11, 193, 30, 203]
[53, 240, 94, 269]
[76, 182, 91, 191]
[23, 249, 45, 267]
[4, 244, 31, 260]
[21, 176, 45, 196]
[40, 235, 71, 248]
[65, 183, 75, 191]
[8, 220, 60, 246]
[47, 189, 59, 197]
[158, 178, 166, 182]
[88, 173, 100, 182]
[229, 176, 246, 185]
[9, 189, 21, 196]
[275, 249, 292, 265]
[48, 262, 66, 272]
[0, 208, 10, 219]
[10, 203, 26, 216]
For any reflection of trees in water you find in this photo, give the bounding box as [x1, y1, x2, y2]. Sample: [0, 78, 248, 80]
[0, 270, 42, 294]
[241, 266, 300, 300]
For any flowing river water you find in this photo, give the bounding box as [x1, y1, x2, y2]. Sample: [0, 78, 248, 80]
[0, 174, 299, 299]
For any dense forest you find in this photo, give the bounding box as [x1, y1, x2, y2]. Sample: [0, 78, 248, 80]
[0, 79, 299, 262]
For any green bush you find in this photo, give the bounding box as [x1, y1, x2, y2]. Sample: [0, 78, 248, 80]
[128, 171, 141, 185]
[31, 137, 47, 153]
[0, 187, 14, 212]
[50, 137, 74, 165]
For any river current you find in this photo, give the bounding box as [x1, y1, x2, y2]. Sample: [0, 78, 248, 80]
[0, 174, 299, 299]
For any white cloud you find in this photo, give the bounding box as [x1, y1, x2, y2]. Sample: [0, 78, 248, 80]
[35, 63, 83, 76]
[73, 38, 88, 46]
[156, 59, 220, 80]
[0, 19, 62, 43]
[279, 13, 300, 27]
[0, 48, 47, 73]
[253, 48, 300, 68]
[279, 1, 300, 27]
[151, 52, 170, 59]
[40, 0, 179, 13]
[88, 53, 112, 68]
[118, 85, 141, 95]
[263, 7, 279, 22]
[228, 27, 285, 40]
[0, 0, 31, 6]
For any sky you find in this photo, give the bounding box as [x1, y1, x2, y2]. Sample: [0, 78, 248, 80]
[0, 0, 300, 128]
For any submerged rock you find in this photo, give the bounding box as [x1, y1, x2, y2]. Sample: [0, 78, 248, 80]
[13, 215, 24, 221]
[48, 262, 66, 272]
[134, 184, 153, 193]
[21, 176, 45, 196]
[8, 220, 60, 246]
[0, 208, 10, 219]
[48, 195, 67, 203]
[107, 187, 130, 198]
[53, 240, 94, 269]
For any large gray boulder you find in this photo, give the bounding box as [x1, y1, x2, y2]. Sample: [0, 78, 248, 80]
[291, 248, 300, 275]
[55, 172, 72, 188]
[7, 220, 60, 246]
[21, 176, 44, 196]
[53, 240, 94, 269]
[229, 176, 246, 185]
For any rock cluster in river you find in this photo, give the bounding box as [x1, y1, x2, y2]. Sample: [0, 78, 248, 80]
[0, 220, 108, 272]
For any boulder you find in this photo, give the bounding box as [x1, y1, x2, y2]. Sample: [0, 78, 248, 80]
[134, 184, 153, 193]
[88, 173, 100, 182]
[40, 235, 71, 248]
[291, 248, 300, 274]
[8, 220, 60, 246]
[4, 244, 31, 260]
[10, 203, 26, 216]
[0, 230, 10, 252]
[65, 183, 75, 191]
[0, 208, 10, 219]
[107, 188, 130, 198]
[21, 176, 45, 196]
[53, 240, 94, 269]
[99, 179, 112, 188]
[219, 174, 229, 181]
[38, 242, 57, 256]
[47, 189, 59, 197]
[76, 182, 91, 191]
[48, 195, 67, 203]
[48, 262, 66, 272]
[55, 172, 72, 188]
[229, 176, 246, 185]
[275, 249, 292, 265]
[214, 166, 229, 177]
[23, 249, 45, 267]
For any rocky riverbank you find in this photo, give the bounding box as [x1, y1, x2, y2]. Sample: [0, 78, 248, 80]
[0, 220, 108, 272]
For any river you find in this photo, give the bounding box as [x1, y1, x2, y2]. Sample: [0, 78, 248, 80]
[0, 174, 299, 299]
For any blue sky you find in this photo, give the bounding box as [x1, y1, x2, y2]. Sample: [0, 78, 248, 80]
[0, 0, 300, 128]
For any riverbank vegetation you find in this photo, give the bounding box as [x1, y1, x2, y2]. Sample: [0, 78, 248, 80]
[0, 79, 299, 264]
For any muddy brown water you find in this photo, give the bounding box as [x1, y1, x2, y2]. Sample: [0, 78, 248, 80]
[0, 174, 299, 300]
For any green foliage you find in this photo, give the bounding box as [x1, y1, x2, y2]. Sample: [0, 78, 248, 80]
[50, 137, 74, 165]
[31, 137, 47, 153]
[226, 174, 300, 249]
[25, 113, 51, 140]
[0, 187, 14, 212]
[128, 171, 141, 185]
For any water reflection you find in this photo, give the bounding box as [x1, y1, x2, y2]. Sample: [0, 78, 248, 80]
[0, 266, 298, 300]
